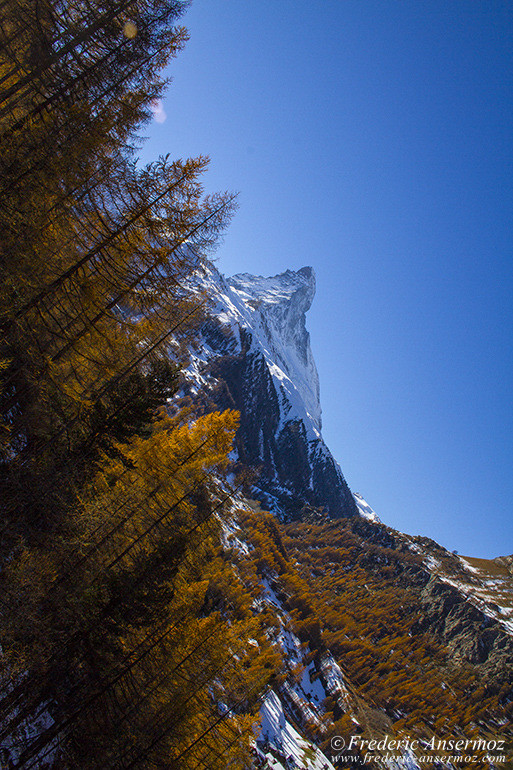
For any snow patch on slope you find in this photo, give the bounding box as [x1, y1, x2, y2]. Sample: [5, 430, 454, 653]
[353, 492, 381, 523]
[258, 690, 335, 770]
[0, 693, 57, 768]
[255, 578, 338, 768]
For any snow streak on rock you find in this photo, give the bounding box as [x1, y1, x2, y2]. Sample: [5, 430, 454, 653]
[254, 578, 336, 769]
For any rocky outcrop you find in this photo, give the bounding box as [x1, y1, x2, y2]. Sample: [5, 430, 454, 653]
[494, 554, 513, 575]
[415, 576, 513, 688]
[227, 267, 321, 431]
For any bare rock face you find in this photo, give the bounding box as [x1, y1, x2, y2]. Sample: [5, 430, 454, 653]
[183, 265, 359, 519]
[415, 576, 513, 685]
[494, 554, 513, 575]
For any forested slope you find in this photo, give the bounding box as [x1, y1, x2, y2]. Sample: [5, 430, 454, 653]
[0, 2, 275, 766]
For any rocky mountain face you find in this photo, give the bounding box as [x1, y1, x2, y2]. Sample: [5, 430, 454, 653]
[183, 265, 358, 520]
[180, 264, 513, 769]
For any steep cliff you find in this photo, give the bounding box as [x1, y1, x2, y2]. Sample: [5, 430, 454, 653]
[183, 265, 359, 519]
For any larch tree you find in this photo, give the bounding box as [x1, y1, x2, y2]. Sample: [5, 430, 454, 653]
[0, 1, 274, 766]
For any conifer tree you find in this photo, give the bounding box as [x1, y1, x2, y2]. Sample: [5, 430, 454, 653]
[0, 1, 274, 766]
[1, 410, 278, 767]
[0, 0, 236, 538]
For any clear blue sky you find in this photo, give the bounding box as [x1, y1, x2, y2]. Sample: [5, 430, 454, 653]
[140, 0, 513, 558]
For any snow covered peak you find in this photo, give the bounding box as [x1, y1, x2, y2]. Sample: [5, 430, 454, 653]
[228, 266, 316, 316]
[184, 263, 358, 518]
[226, 267, 321, 431]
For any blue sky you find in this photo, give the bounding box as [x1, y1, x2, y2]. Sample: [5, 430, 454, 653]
[140, 0, 513, 557]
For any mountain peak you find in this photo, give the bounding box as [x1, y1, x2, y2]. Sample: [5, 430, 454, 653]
[227, 266, 316, 315]
[183, 264, 358, 519]
[226, 267, 320, 431]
